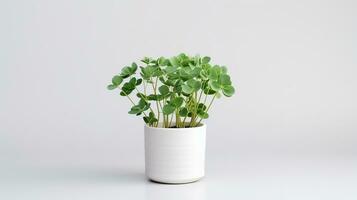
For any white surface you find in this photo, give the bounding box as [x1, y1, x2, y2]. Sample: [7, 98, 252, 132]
[145, 124, 206, 183]
[1, 0, 356, 165]
[1, 156, 356, 200]
[1, 0, 357, 199]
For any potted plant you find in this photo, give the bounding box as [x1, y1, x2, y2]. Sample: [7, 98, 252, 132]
[107, 53, 235, 184]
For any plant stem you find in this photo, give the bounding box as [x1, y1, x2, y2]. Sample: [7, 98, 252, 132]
[123, 91, 148, 118]
[197, 93, 217, 126]
[203, 93, 208, 104]
[125, 94, 135, 105]
[197, 89, 203, 104]
[135, 86, 155, 117]
[165, 114, 169, 128]
[182, 116, 187, 127]
[169, 114, 173, 128]
[150, 77, 162, 127]
[192, 89, 203, 125]
[175, 110, 181, 128]
[143, 80, 147, 96]
[189, 93, 197, 127]
[206, 93, 217, 113]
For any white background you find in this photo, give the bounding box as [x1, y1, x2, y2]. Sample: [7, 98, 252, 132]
[1, 0, 356, 199]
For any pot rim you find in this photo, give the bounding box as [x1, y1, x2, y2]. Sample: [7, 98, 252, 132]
[144, 122, 206, 131]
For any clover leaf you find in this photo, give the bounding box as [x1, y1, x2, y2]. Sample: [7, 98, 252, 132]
[187, 79, 201, 92]
[219, 74, 231, 86]
[163, 104, 175, 115]
[159, 85, 170, 96]
[171, 97, 184, 108]
[181, 84, 194, 94]
[222, 85, 235, 97]
[202, 56, 211, 64]
[179, 107, 188, 117]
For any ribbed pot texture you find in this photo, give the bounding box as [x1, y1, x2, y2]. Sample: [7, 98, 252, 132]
[144, 123, 206, 184]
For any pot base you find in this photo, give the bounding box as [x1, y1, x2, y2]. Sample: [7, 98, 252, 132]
[147, 176, 204, 184]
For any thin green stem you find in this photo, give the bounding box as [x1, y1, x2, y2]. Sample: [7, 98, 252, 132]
[150, 77, 162, 127]
[143, 80, 147, 96]
[122, 91, 148, 118]
[189, 93, 197, 127]
[203, 93, 208, 104]
[182, 116, 187, 127]
[182, 95, 192, 128]
[169, 114, 173, 128]
[197, 93, 217, 126]
[165, 114, 169, 128]
[191, 89, 204, 125]
[206, 93, 217, 113]
[135, 86, 155, 116]
[175, 110, 181, 128]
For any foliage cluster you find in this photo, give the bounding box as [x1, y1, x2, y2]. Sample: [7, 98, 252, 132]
[107, 53, 235, 128]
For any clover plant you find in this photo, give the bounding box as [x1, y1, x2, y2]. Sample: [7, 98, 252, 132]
[107, 53, 235, 128]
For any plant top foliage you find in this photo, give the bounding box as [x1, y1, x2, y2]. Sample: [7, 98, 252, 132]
[107, 53, 235, 128]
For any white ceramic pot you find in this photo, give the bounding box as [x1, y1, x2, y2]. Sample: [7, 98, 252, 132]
[144, 123, 206, 184]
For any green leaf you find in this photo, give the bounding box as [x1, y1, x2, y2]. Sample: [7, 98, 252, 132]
[171, 97, 184, 108]
[221, 66, 228, 74]
[191, 67, 201, 77]
[165, 66, 177, 74]
[222, 85, 235, 97]
[198, 103, 207, 111]
[143, 111, 158, 125]
[200, 70, 208, 80]
[136, 78, 143, 86]
[179, 69, 192, 81]
[170, 57, 180, 67]
[165, 79, 175, 86]
[198, 111, 209, 119]
[121, 82, 135, 95]
[129, 77, 136, 85]
[187, 79, 201, 91]
[178, 53, 188, 60]
[152, 67, 163, 77]
[181, 84, 194, 94]
[141, 66, 155, 79]
[143, 116, 149, 123]
[208, 68, 219, 81]
[129, 100, 150, 115]
[159, 85, 170, 95]
[158, 57, 168, 66]
[202, 56, 211, 64]
[209, 80, 221, 91]
[163, 104, 175, 115]
[121, 66, 133, 78]
[131, 62, 138, 73]
[107, 84, 117, 90]
[136, 92, 146, 99]
[179, 107, 188, 117]
[219, 74, 232, 86]
[138, 98, 147, 107]
[112, 75, 123, 85]
[204, 87, 216, 95]
[173, 85, 182, 93]
[141, 57, 151, 64]
[140, 67, 149, 80]
[147, 94, 157, 101]
[143, 103, 151, 112]
[128, 105, 142, 114]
